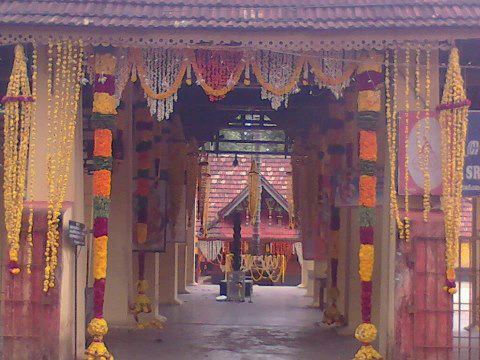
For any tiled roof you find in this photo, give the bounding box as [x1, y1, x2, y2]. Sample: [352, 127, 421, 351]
[208, 154, 291, 222]
[1, 1, 479, 30]
[205, 154, 299, 241]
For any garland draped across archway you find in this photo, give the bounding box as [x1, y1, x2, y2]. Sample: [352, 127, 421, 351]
[130, 48, 357, 118]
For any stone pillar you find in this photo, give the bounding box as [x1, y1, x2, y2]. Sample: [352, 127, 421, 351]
[176, 184, 189, 295]
[177, 242, 189, 294]
[185, 219, 197, 285]
[305, 260, 314, 296]
[104, 84, 134, 327]
[308, 260, 327, 308]
[295, 242, 307, 288]
[158, 242, 180, 305]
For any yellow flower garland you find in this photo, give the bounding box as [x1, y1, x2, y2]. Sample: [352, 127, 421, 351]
[359, 244, 374, 282]
[3, 44, 35, 275]
[439, 48, 470, 294]
[44, 40, 84, 291]
[248, 160, 261, 225]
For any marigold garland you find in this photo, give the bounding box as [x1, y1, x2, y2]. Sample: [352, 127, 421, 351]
[359, 131, 377, 162]
[93, 129, 113, 157]
[354, 51, 382, 360]
[385, 50, 404, 240]
[44, 40, 84, 291]
[130, 49, 358, 112]
[403, 48, 411, 241]
[93, 92, 117, 115]
[437, 48, 470, 295]
[2, 44, 36, 275]
[359, 176, 376, 208]
[93, 170, 112, 197]
[85, 50, 117, 360]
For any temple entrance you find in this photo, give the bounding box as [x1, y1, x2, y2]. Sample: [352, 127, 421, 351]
[100, 60, 362, 358]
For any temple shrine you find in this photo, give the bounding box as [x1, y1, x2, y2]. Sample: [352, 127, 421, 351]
[0, 1, 480, 360]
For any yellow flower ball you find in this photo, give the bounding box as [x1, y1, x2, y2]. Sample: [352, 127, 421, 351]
[355, 323, 377, 344]
[87, 317, 109, 337]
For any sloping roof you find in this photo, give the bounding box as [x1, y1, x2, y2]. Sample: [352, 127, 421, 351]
[208, 154, 291, 223]
[205, 154, 299, 241]
[1, 1, 479, 31]
[217, 176, 289, 220]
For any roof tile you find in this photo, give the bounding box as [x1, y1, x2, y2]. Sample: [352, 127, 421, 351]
[0, 1, 479, 30]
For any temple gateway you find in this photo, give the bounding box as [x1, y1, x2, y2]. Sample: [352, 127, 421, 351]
[0, 1, 480, 359]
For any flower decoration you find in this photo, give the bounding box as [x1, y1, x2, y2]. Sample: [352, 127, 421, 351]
[354, 51, 382, 360]
[2, 44, 37, 275]
[85, 50, 117, 360]
[437, 47, 470, 295]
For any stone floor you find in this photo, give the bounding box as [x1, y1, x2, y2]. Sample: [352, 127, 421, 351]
[108, 285, 356, 360]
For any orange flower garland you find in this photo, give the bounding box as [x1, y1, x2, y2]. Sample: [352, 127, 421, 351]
[85, 50, 117, 360]
[353, 52, 383, 360]
[359, 131, 377, 162]
[93, 170, 112, 197]
[359, 176, 377, 208]
[93, 129, 113, 157]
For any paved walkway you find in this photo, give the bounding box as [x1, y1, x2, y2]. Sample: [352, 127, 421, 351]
[108, 285, 356, 360]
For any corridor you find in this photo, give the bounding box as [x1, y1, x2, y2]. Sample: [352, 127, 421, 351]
[108, 285, 357, 360]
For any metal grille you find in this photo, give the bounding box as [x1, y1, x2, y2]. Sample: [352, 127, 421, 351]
[453, 197, 480, 360]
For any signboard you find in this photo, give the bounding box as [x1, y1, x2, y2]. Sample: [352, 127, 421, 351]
[463, 111, 480, 196]
[68, 220, 86, 246]
[398, 111, 442, 196]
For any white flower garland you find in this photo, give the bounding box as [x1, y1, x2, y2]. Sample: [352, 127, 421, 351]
[114, 48, 132, 106]
[314, 50, 352, 99]
[142, 48, 184, 122]
[257, 50, 297, 110]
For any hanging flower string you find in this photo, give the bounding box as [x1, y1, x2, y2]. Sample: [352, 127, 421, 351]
[2, 44, 35, 275]
[437, 47, 471, 295]
[44, 40, 84, 291]
[26, 44, 38, 275]
[85, 50, 117, 360]
[354, 51, 383, 360]
[248, 160, 261, 225]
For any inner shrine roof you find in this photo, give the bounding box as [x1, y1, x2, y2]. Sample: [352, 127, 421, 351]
[1, 0, 479, 31]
